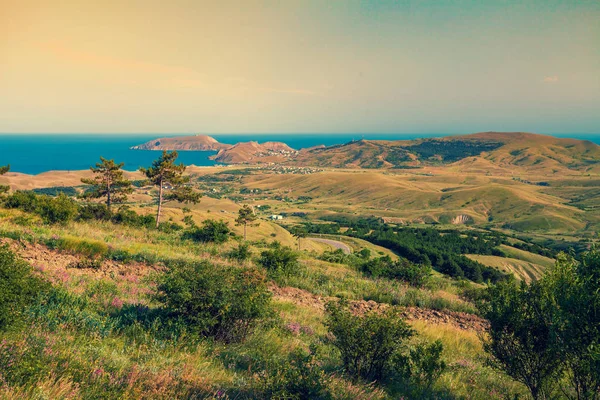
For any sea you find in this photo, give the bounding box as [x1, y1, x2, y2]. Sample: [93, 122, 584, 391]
[0, 133, 598, 175]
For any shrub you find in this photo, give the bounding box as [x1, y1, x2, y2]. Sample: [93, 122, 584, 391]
[36, 193, 78, 224]
[319, 249, 362, 266]
[361, 256, 431, 288]
[258, 348, 331, 399]
[183, 219, 231, 243]
[111, 206, 155, 228]
[395, 340, 446, 392]
[226, 242, 252, 262]
[0, 245, 48, 329]
[77, 203, 112, 221]
[3, 191, 38, 212]
[325, 301, 413, 381]
[157, 221, 183, 233]
[258, 245, 300, 277]
[157, 260, 272, 343]
[3, 191, 78, 224]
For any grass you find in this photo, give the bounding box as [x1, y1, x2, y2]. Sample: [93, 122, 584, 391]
[0, 206, 539, 398]
[465, 254, 545, 282]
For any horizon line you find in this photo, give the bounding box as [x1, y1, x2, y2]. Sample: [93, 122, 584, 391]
[1, 131, 600, 136]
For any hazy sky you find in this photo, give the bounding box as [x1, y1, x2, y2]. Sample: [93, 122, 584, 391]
[1, 0, 599, 134]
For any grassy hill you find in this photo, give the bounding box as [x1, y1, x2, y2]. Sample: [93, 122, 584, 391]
[0, 202, 531, 399]
[289, 132, 600, 174]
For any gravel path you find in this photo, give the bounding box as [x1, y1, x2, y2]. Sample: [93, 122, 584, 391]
[308, 238, 352, 254]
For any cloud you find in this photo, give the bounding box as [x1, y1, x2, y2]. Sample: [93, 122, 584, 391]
[225, 77, 319, 96]
[543, 75, 559, 83]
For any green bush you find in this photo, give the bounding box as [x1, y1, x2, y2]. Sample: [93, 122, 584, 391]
[0, 245, 48, 330]
[183, 219, 231, 243]
[111, 206, 155, 228]
[3, 191, 38, 212]
[3, 191, 77, 224]
[35, 193, 78, 224]
[258, 245, 300, 277]
[395, 340, 446, 392]
[226, 242, 252, 262]
[361, 256, 431, 288]
[318, 249, 363, 266]
[258, 348, 331, 399]
[77, 203, 112, 221]
[157, 260, 273, 343]
[325, 301, 413, 381]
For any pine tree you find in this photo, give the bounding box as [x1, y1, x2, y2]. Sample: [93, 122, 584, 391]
[81, 157, 133, 210]
[140, 150, 201, 228]
[292, 226, 307, 250]
[235, 204, 257, 240]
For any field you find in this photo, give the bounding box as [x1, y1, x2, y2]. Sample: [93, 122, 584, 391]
[4, 162, 599, 238]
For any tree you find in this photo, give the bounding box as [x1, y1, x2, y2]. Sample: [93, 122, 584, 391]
[478, 281, 563, 399]
[235, 204, 257, 240]
[81, 157, 133, 210]
[0, 164, 9, 195]
[479, 250, 600, 399]
[543, 252, 600, 399]
[140, 151, 201, 228]
[291, 226, 308, 250]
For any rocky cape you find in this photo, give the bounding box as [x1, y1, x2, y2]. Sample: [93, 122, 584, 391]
[130, 135, 231, 151]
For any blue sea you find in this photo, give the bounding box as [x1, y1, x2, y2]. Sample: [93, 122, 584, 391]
[0, 133, 599, 175]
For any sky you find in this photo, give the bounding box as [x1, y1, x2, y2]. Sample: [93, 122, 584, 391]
[1, 0, 599, 134]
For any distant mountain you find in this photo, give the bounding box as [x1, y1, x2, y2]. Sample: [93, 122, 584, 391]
[456, 132, 600, 172]
[290, 132, 600, 173]
[130, 135, 231, 151]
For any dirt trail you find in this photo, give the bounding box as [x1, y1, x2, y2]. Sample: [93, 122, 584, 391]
[308, 238, 352, 254]
[270, 285, 488, 332]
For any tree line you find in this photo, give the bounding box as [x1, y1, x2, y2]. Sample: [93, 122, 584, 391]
[1, 153, 260, 240]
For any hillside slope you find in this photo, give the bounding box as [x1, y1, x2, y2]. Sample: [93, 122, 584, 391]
[289, 132, 600, 173]
[211, 141, 296, 163]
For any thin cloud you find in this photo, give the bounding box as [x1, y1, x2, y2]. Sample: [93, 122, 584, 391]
[39, 41, 204, 79]
[543, 75, 559, 83]
[225, 77, 320, 96]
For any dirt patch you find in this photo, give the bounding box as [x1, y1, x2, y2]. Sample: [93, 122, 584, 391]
[270, 285, 488, 332]
[1, 238, 160, 281]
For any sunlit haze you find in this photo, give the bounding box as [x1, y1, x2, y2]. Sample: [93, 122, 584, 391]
[1, 0, 599, 134]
